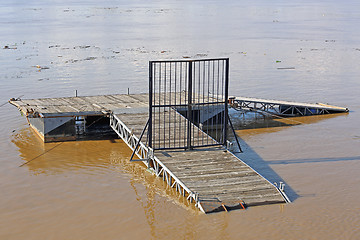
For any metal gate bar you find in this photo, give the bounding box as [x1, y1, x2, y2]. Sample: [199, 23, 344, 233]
[149, 58, 229, 150]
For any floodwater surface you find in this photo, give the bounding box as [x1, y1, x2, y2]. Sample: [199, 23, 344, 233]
[1, 0, 360, 239]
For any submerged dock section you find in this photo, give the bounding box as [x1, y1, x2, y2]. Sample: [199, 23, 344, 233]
[10, 58, 349, 213]
[230, 96, 349, 116]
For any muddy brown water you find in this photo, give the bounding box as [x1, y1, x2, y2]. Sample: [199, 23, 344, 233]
[1, 1, 360, 239]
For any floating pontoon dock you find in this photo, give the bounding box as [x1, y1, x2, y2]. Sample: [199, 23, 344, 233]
[10, 93, 288, 213]
[9, 58, 348, 213]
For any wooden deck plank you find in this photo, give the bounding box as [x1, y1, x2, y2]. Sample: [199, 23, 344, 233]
[127, 94, 150, 103]
[159, 157, 236, 165]
[202, 189, 282, 200]
[221, 192, 284, 203]
[182, 175, 264, 186]
[163, 159, 246, 168]
[187, 179, 269, 191]
[193, 185, 275, 196]
[173, 170, 258, 179]
[165, 162, 250, 172]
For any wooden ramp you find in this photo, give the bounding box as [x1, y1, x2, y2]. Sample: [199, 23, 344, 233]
[158, 148, 286, 211]
[110, 107, 287, 213]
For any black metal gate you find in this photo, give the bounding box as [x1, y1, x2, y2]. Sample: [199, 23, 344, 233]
[149, 58, 229, 150]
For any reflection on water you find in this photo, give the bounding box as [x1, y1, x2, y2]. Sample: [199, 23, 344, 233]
[12, 127, 123, 174]
[12, 126, 199, 208]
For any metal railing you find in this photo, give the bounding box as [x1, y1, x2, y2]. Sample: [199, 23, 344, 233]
[149, 58, 229, 150]
[109, 112, 204, 211]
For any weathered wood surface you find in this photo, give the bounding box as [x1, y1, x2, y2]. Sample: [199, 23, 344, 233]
[158, 147, 285, 208]
[118, 110, 217, 149]
[116, 110, 286, 212]
[9, 94, 151, 117]
[9, 92, 220, 117]
[10, 93, 348, 118]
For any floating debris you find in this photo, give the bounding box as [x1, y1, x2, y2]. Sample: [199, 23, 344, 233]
[64, 57, 98, 63]
[97, 7, 118, 10]
[38, 78, 50, 81]
[276, 60, 282, 63]
[33, 65, 50, 70]
[84, 57, 97, 61]
[102, 56, 116, 59]
[74, 45, 91, 49]
[3, 45, 17, 50]
[65, 59, 78, 63]
[277, 67, 295, 70]
[26, 8, 42, 11]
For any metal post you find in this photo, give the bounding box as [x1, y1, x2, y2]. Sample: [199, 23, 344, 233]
[228, 114, 242, 153]
[149, 61, 153, 148]
[223, 58, 229, 146]
[187, 61, 193, 150]
[130, 118, 149, 161]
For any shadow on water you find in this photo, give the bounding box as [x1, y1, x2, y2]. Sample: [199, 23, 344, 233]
[228, 111, 350, 202]
[232, 138, 300, 202]
[267, 156, 360, 165]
